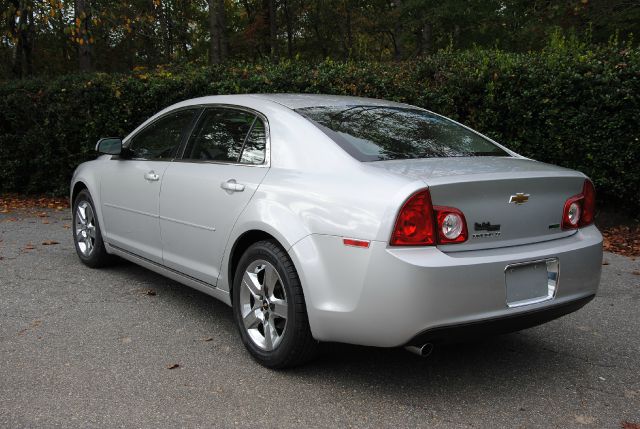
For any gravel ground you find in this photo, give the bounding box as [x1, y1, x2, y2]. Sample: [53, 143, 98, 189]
[0, 209, 639, 429]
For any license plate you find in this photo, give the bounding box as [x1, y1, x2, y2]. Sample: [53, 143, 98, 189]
[505, 259, 558, 307]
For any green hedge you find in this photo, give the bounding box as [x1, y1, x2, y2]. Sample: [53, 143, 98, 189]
[1, 45, 639, 213]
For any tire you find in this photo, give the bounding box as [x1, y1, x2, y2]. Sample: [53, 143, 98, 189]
[232, 239, 318, 368]
[72, 189, 114, 268]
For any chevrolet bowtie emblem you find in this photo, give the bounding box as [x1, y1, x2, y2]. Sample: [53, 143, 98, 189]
[509, 193, 530, 204]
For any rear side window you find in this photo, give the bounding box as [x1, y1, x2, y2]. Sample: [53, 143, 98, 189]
[240, 119, 266, 165]
[295, 105, 508, 161]
[184, 108, 267, 164]
[128, 109, 196, 160]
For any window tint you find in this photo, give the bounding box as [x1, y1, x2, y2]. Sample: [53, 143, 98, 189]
[186, 108, 255, 162]
[240, 119, 267, 164]
[295, 105, 508, 161]
[128, 109, 196, 160]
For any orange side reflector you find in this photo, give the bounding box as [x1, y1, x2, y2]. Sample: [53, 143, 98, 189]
[343, 238, 370, 248]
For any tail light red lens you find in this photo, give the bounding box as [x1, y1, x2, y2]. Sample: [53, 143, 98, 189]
[562, 179, 596, 230]
[390, 190, 436, 246]
[580, 179, 595, 227]
[390, 189, 468, 246]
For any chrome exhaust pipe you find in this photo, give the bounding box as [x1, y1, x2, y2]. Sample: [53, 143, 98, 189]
[405, 343, 434, 357]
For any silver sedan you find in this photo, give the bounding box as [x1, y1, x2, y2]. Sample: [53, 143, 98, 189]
[70, 94, 602, 368]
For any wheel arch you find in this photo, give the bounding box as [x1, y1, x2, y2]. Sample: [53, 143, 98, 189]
[226, 229, 296, 302]
[71, 181, 88, 205]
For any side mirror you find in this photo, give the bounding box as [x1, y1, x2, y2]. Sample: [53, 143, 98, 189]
[95, 137, 123, 155]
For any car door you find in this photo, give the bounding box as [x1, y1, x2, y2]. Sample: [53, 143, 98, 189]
[159, 106, 270, 285]
[100, 108, 199, 263]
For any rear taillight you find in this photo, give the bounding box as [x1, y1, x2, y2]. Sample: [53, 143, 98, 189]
[562, 179, 596, 230]
[390, 189, 467, 246]
[390, 190, 436, 246]
[434, 207, 468, 244]
[581, 179, 595, 226]
[562, 196, 582, 229]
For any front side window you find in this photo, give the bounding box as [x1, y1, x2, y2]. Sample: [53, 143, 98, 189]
[184, 107, 267, 164]
[295, 105, 508, 162]
[128, 109, 196, 160]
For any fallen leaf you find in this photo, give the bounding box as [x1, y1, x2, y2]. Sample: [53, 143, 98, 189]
[602, 260, 610, 265]
[621, 422, 640, 429]
[42, 220, 50, 224]
[166, 363, 180, 369]
[575, 415, 595, 425]
[601, 224, 640, 257]
[0, 195, 69, 209]
[36, 212, 48, 218]
[140, 288, 156, 296]
[42, 240, 59, 245]
[202, 337, 214, 342]
[631, 271, 640, 276]
[63, 224, 70, 229]
[24, 243, 35, 250]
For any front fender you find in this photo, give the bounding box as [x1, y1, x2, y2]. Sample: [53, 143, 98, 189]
[70, 159, 109, 250]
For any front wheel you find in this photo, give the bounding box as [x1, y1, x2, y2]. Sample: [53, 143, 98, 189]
[72, 189, 113, 268]
[232, 240, 318, 368]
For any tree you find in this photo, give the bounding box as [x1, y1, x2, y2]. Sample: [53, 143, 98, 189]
[74, 0, 92, 71]
[6, 0, 35, 77]
[209, 0, 227, 63]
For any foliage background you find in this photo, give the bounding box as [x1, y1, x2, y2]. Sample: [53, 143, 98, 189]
[2, 0, 639, 78]
[1, 40, 638, 213]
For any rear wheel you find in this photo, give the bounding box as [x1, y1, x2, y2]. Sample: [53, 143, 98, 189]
[232, 240, 318, 368]
[73, 189, 113, 268]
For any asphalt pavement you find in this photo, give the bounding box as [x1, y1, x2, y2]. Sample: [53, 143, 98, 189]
[0, 209, 639, 428]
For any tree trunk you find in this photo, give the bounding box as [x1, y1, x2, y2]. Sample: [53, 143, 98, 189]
[421, 22, 432, 55]
[75, 0, 92, 72]
[346, 6, 353, 59]
[283, 0, 293, 58]
[23, 5, 33, 75]
[268, 0, 277, 58]
[218, 0, 228, 60]
[312, 0, 327, 58]
[209, 0, 228, 63]
[209, 0, 221, 64]
[391, 0, 403, 60]
[10, 3, 23, 78]
[157, 1, 174, 62]
[10, 1, 35, 78]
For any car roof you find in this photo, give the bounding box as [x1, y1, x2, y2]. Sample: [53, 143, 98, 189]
[170, 93, 411, 114]
[247, 93, 409, 110]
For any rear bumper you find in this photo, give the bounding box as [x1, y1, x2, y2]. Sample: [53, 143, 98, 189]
[406, 293, 595, 346]
[289, 225, 602, 347]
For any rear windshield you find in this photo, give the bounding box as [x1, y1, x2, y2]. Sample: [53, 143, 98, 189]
[295, 105, 508, 161]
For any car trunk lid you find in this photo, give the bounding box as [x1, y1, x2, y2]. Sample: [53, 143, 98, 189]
[370, 157, 587, 251]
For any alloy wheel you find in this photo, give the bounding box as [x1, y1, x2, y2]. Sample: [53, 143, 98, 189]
[75, 201, 96, 257]
[239, 260, 289, 351]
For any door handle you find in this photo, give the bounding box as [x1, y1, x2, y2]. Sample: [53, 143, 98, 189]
[221, 179, 245, 193]
[144, 171, 160, 181]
